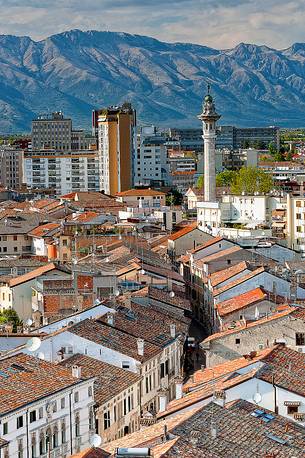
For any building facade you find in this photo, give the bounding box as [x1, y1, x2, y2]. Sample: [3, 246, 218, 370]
[0, 147, 24, 190]
[32, 112, 72, 152]
[97, 104, 136, 195]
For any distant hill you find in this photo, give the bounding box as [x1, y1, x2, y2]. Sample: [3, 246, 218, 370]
[0, 29, 305, 132]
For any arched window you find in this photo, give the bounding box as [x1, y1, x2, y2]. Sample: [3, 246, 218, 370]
[18, 439, 23, 458]
[39, 431, 46, 455]
[46, 427, 52, 452]
[31, 434, 37, 458]
[61, 421, 66, 444]
[52, 425, 59, 449]
[75, 414, 80, 437]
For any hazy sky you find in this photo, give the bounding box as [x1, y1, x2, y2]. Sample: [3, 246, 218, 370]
[1, 0, 305, 48]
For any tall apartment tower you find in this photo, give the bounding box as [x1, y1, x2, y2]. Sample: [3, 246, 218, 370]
[0, 147, 24, 189]
[97, 103, 136, 195]
[198, 87, 221, 202]
[32, 112, 72, 151]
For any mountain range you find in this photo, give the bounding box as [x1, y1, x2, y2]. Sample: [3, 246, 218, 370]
[0, 29, 305, 133]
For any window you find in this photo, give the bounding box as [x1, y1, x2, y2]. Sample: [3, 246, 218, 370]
[53, 401, 57, 413]
[52, 426, 58, 448]
[61, 422, 66, 443]
[38, 407, 43, 419]
[296, 332, 305, 346]
[75, 415, 80, 437]
[18, 439, 23, 458]
[89, 408, 95, 430]
[61, 397, 65, 409]
[235, 338, 240, 345]
[62, 239, 68, 246]
[2, 236, 6, 241]
[17, 415, 23, 429]
[122, 361, 130, 369]
[160, 362, 165, 379]
[31, 435, 37, 458]
[3, 422, 8, 435]
[123, 398, 127, 416]
[74, 391, 79, 403]
[104, 411, 111, 430]
[145, 377, 149, 394]
[14, 247, 18, 252]
[88, 386, 93, 397]
[13, 235, 18, 241]
[296, 213, 301, 219]
[30, 410, 37, 423]
[287, 405, 298, 415]
[3, 247, 7, 253]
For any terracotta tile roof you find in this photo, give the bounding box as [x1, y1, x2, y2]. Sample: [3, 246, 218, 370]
[0, 353, 93, 416]
[213, 266, 265, 297]
[210, 261, 248, 288]
[190, 236, 223, 254]
[184, 347, 274, 391]
[61, 354, 141, 406]
[72, 448, 110, 457]
[162, 400, 305, 457]
[9, 262, 57, 287]
[141, 263, 184, 283]
[28, 222, 61, 238]
[257, 345, 305, 397]
[168, 223, 197, 241]
[69, 319, 161, 362]
[67, 211, 100, 222]
[116, 188, 166, 197]
[103, 407, 201, 455]
[216, 287, 267, 317]
[186, 187, 204, 197]
[98, 301, 189, 347]
[32, 199, 58, 210]
[202, 307, 296, 343]
[159, 370, 257, 418]
[148, 286, 192, 311]
[194, 246, 242, 268]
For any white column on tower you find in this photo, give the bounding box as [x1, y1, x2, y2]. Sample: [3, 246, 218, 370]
[198, 87, 221, 202]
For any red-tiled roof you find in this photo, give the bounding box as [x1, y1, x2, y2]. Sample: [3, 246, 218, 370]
[194, 245, 241, 268]
[216, 287, 267, 317]
[28, 222, 61, 238]
[9, 262, 57, 287]
[213, 266, 265, 297]
[210, 261, 248, 287]
[67, 211, 99, 222]
[203, 307, 295, 343]
[168, 223, 197, 241]
[116, 188, 165, 197]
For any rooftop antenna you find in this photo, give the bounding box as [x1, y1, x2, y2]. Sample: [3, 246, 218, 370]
[207, 83, 211, 95]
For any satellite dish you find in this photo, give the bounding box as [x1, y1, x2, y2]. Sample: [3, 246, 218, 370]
[169, 291, 175, 298]
[140, 269, 145, 275]
[37, 352, 45, 360]
[90, 434, 102, 448]
[26, 337, 41, 352]
[253, 392, 262, 404]
[94, 299, 100, 306]
[25, 318, 33, 327]
[114, 290, 120, 297]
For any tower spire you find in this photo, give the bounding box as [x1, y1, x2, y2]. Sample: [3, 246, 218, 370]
[198, 87, 221, 202]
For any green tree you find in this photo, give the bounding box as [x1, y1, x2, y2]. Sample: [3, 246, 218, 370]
[0, 309, 22, 332]
[216, 170, 237, 187]
[231, 166, 273, 195]
[196, 175, 204, 189]
[268, 142, 277, 155]
[166, 189, 183, 206]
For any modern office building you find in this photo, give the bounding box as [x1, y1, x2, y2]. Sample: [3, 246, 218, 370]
[23, 149, 100, 195]
[135, 126, 169, 186]
[97, 103, 136, 195]
[32, 112, 72, 151]
[216, 125, 280, 151]
[167, 128, 203, 152]
[0, 147, 24, 189]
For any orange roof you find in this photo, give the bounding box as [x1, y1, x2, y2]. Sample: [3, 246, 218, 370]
[72, 449, 108, 458]
[216, 287, 267, 317]
[203, 307, 295, 343]
[213, 267, 265, 297]
[116, 188, 166, 197]
[210, 261, 248, 287]
[190, 236, 223, 254]
[168, 223, 197, 241]
[184, 347, 274, 391]
[28, 223, 61, 238]
[9, 263, 57, 287]
[68, 211, 99, 223]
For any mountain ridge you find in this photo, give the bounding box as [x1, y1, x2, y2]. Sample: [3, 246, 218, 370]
[0, 29, 305, 133]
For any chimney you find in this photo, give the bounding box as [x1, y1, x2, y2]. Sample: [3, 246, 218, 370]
[170, 324, 176, 338]
[106, 312, 115, 326]
[210, 422, 218, 439]
[174, 376, 183, 400]
[213, 389, 226, 407]
[72, 365, 81, 378]
[158, 388, 168, 412]
[137, 338, 144, 356]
